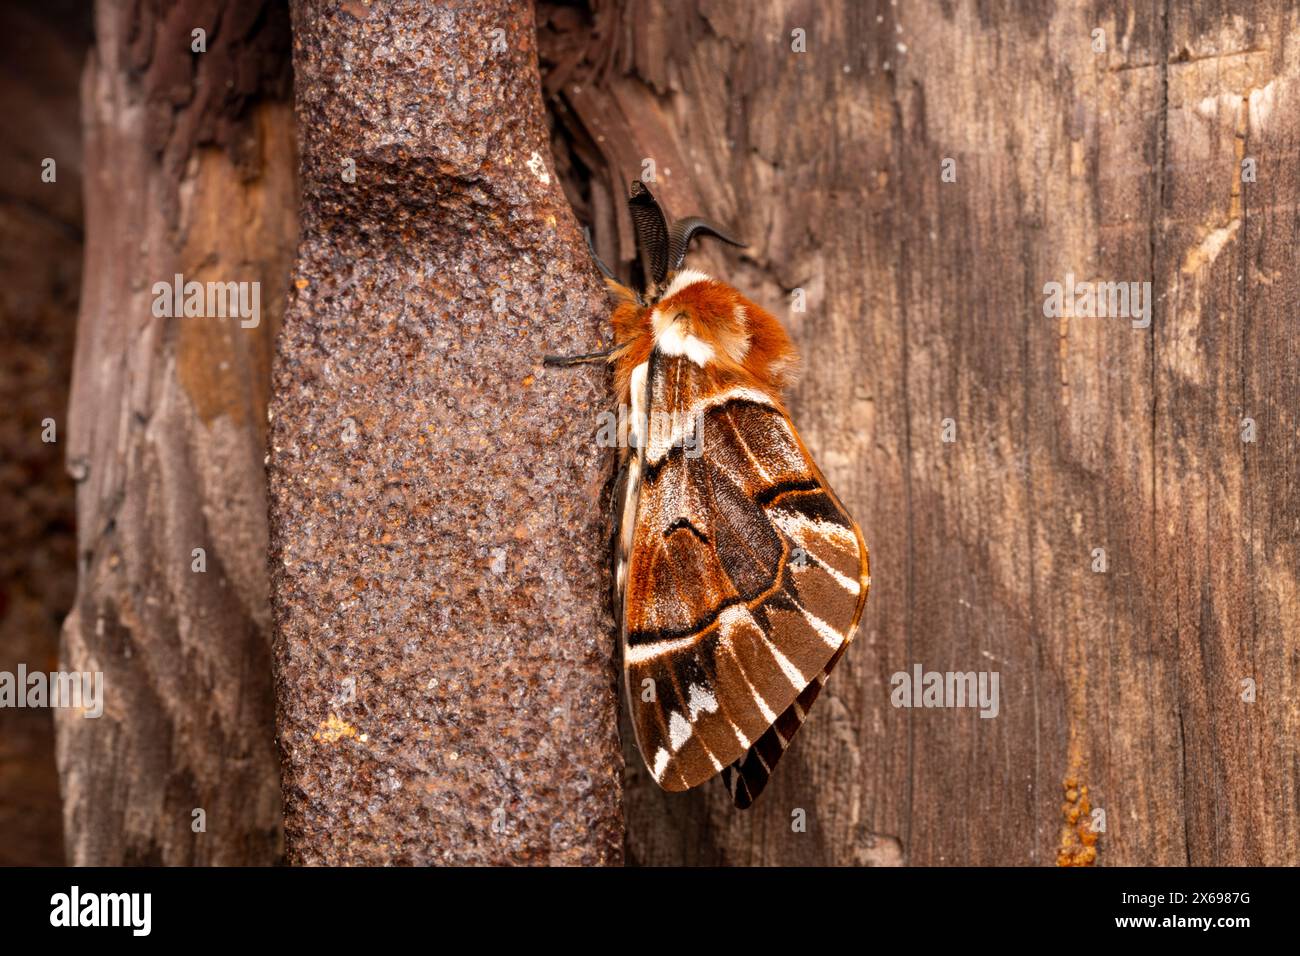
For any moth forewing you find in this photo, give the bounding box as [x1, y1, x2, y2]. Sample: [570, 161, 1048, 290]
[602, 181, 868, 808]
[618, 346, 868, 803]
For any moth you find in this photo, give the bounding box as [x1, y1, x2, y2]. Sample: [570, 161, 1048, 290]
[548, 182, 870, 808]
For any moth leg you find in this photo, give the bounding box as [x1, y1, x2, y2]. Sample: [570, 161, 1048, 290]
[606, 458, 629, 615]
[584, 226, 618, 283]
[586, 225, 645, 306]
[540, 227, 628, 367]
[542, 349, 614, 368]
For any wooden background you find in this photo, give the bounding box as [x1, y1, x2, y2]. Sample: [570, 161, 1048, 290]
[542, 0, 1300, 865]
[5, 0, 1296, 866]
[57, 0, 294, 864]
[0, 0, 86, 866]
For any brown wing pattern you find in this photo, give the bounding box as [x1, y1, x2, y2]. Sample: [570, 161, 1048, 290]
[621, 352, 869, 800]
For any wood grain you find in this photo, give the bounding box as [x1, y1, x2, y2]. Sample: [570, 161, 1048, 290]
[57, 0, 295, 865]
[542, 0, 1300, 865]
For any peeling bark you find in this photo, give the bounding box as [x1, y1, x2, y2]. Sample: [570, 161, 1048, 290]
[269, 0, 624, 865]
[58, 0, 295, 865]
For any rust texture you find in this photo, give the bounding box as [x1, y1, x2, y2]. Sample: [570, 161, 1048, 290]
[269, 0, 624, 864]
[1057, 776, 1099, 867]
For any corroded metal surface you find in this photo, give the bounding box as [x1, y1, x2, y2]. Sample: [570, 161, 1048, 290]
[269, 0, 623, 864]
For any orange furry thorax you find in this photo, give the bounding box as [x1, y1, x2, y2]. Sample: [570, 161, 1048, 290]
[608, 272, 799, 406]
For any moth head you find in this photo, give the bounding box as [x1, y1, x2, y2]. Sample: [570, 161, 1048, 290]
[650, 270, 749, 366]
[627, 181, 745, 300]
[621, 181, 798, 392]
[651, 271, 799, 390]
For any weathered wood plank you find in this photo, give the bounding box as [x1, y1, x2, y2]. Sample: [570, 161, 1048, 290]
[1154, 3, 1300, 865]
[544, 0, 1300, 865]
[57, 0, 294, 865]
